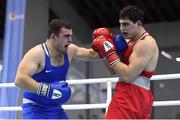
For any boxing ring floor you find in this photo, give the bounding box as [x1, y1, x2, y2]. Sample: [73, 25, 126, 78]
[0, 73, 180, 118]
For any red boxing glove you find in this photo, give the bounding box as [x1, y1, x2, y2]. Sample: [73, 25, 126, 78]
[92, 27, 113, 39]
[92, 35, 120, 66]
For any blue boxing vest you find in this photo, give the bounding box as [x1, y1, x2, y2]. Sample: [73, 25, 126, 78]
[23, 43, 69, 106]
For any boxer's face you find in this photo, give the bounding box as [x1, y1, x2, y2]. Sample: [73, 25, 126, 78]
[55, 27, 72, 52]
[119, 18, 138, 39]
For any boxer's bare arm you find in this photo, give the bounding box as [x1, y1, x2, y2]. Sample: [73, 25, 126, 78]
[112, 39, 155, 81]
[68, 44, 98, 60]
[15, 45, 43, 92]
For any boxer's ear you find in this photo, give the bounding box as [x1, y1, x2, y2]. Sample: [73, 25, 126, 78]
[51, 33, 56, 40]
[137, 20, 142, 26]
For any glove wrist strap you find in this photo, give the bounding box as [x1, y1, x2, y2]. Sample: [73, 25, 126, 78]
[37, 82, 50, 97]
[105, 52, 120, 67]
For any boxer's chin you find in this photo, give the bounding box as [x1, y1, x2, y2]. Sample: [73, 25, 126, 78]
[124, 34, 129, 39]
[122, 32, 128, 38]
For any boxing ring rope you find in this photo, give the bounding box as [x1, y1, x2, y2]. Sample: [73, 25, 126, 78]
[0, 73, 180, 111]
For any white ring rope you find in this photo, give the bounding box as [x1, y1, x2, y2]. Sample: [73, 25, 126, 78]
[0, 73, 180, 111]
[1, 100, 180, 111]
[1, 73, 180, 88]
[0, 103, 107, 111]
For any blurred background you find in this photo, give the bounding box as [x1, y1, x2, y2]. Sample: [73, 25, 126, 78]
[0, 0, 180, 119]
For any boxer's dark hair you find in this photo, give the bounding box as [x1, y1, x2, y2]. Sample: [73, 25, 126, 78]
[48, 19, 72, 38]
[119, 5, 144, 23]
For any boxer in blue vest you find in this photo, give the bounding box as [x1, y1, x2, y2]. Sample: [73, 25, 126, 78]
[15, 19, 97, 119]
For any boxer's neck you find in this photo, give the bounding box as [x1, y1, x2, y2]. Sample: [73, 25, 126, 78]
[130, 28, 146, 43]
[46, 40, 64, 58]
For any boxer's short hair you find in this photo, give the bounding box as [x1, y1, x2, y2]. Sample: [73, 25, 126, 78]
[48, 19, 72, 38]
[119, 5, 144, 23]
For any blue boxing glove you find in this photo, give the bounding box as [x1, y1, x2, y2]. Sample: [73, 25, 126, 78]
[37, 81, 71, 105]
[114, 35, 128, 54]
